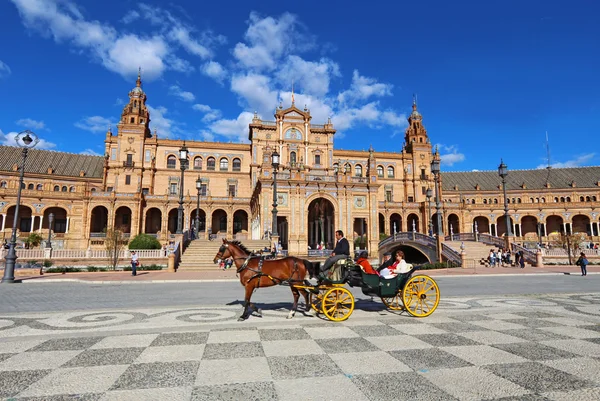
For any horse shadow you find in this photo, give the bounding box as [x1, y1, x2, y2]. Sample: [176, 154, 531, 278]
[225, 300, 315, 318]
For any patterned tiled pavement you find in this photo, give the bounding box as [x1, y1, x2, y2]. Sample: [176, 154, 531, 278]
[1, 294, 600, 400]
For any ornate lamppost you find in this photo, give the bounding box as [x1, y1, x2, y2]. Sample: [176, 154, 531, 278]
[431, 156, 443, 262]
[195, 176, 202, 237]
[426, 187, 433, 236]
[176, 142, 188, 234]
[2, 130, 39, 284]
[271, 150, 280, 247]
[47, 212, 54, 249]
[498, 159, 512, 248]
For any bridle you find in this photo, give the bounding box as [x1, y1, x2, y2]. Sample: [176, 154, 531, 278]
[216, 242, 253, 273]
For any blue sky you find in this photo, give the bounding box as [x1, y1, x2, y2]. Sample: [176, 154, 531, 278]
[0, 0, 598, 172]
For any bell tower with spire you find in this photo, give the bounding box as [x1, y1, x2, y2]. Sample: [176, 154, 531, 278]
[118, 68, 151, 138]
[404, 95, 429, 153]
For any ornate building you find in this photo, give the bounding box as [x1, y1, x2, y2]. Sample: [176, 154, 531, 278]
[0, 74, 598, 257]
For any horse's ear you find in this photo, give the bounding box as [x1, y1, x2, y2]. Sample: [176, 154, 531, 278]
[222, 238, 227, 244]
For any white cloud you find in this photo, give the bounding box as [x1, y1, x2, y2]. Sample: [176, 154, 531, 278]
[80, 148, 102, 156]
[192, 104, 222, 123]
[337, 70, 393, 105]
[209, 112, 254, 143]
[0, 60, 11, 78]
[105, 35, 169, 80]
[201, 61, 227, 83]
[147, 105, 175, 138]
[230, 73, 278, 117]
[199, 130, 215, 142]
[169, 27, 211, 58]
[169, 85, 195, 102]
[536, 153, 596, 169]
[121, 10, 140, 24]
[16, 118, 46, 130]
[435, 144, 466, 166]
[276, 56, 340, 98]
[0, 129, 56, 149]
[74, 116, 113, 133]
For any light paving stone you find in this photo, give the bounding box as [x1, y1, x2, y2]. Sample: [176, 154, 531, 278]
[502, 318, 561, 329]
[275, 375, 369, 401]
[0, 352, 15, 362]
[15, 393, 103, 400]
[29, 337, 104, 352]
[365, 334, 433, 351]
[207, 329, 260, 343]
[63, 347, 145, 367]
[110, 361, 199, 390]
[389, 348, 473, 371]
[341, 318, 385, 326]
[329, 350, 411, 375]
[542, 387, 600, 401]
[18, 365, 128, 397]
[268, 354, 341, 380]
[540, 317, 597, 327]
[390, 323, 448, 335]
[150, 331, 208, 346]
[448, 313, 494, 322]
[101, 386, 193, 401]
[470, 320, 528, 331]
[90, 334, 159, 349]
[485, 313, 529, 320]
[0, 369, 51, 398]
[202, 342, 264, 360]
[347, 324, 403, 337]
[192, 381, 278, 401]
[458, 330, 529, 345]
[441, 345, 527, 366]
[304, 325, 359, 339]
[351, 372, 457, 400]
[195, 357, 271, 385]
[420, 366, 530, 400]
[493, 342, 578, 360]
[485, 362, 596, 393]
[543, 357, 600, 385]
[315, 337, 379, 354]
[538, 326, 600, 339]
[136, 344, 206, 363]
[0, 350, 81, 371]
[262, 339, 324, 357]
[541, 339, 600, 358]
[0, 339, 45, 353]
[258, 328, 310, 341]
[417, 333, 480, 347]
[429, 322, 485, 332]
[503, 328, 570, 342]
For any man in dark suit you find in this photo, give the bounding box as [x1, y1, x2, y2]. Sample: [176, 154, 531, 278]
[320, 230, 350, 273]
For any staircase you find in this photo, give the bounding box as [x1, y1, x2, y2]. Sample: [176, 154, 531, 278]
[444, 240, 495, 267]
[178, 239, 272, 271]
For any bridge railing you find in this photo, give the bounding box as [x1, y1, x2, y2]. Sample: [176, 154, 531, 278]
[511, 243, 537, 264]
[441, 243, 462, 266]
[478, 233, 506, 248]
[444, 233, 475, 242]
[380, 232, 437, 249]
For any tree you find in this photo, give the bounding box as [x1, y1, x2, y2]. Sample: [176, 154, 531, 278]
[128, 233, 161, 250]
[26, 233, 43, 248]
[551, 232, 587, 265]
[105, 228, 126, 271]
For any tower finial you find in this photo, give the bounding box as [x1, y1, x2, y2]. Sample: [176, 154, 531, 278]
[412, 93, 418, 111]
[136, 67, 142, 87]
[291, 80, 295, 106]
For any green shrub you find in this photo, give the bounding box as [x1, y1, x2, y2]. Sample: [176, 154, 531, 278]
[128, 234, 162, 250]
[123, 264, 163, 271]
[417, 262, 458, 270]
[86, 266, 108, 272]
[43, 259, 53, 268]
[379, 233, 390, 241]
[45, 267, 82, 273]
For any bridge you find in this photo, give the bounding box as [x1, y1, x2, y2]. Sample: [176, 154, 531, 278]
[378, 232, 462, 265]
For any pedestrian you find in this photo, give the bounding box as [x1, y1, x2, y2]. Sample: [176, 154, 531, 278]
[576, 252, 589, 276]
[130, 251, 139, 276]
[519, 251, 525, 268]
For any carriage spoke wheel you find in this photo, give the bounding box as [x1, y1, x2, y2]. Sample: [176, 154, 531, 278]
[322, 287, 355, 322]
[381, 293, 404, 311]
[402, 275, 440, 317]
[309, 289, 324, 313]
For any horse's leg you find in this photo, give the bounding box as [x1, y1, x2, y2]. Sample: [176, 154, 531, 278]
[288, 286, 300, 319]
[250, 301, 262, 317]
[239, 285, 254, 321]
[299, 288, 311, 312]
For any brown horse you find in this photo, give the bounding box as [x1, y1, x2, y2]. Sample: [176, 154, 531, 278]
[213, 239, 314, 321]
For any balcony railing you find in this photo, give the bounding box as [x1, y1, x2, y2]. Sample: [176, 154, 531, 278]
[123, 161, 135, 168]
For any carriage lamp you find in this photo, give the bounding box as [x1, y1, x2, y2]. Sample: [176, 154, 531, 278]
[498, 159, 513, 240]
[271, 150, 280, 170]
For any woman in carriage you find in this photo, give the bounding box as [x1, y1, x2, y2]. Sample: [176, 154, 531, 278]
[379, 250, 413, 278]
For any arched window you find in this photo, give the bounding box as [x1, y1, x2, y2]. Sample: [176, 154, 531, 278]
[232, 158, 241, 171]
[377, 166, 384, 177]
[471, 199, 475, 204]
[355, 164, 363, 177]
[541, 197, 545, 203]
[54, 185, 60, 191]
[290, 151, 296, 165]
[554, 197, 559, 202]
[333, 163, 339, 173]
[207, 157, 216, 170]
[586, 196, 591, 202]
[560, 197, 565, 202]
[219, 158, 229, 171]
[91, 188, 97, 192]
[494, 198, 498, 204]
[193, 157, 203, 170]
[69, 186, 75, 192]
[530, 198, 534, 203]
[0, 181, 6, 188]
[507, 198, 511, 204]
[593, 196, 597, 201]
[387, 166, 395, 178]
[21, 182, 25, 189]
[580, 196, 584, 202]
[483, 199, 488, 204]
[566, 197, 571, 202]
[36, 184, 43, 191]
[27, 183, 34, 190]
[517, 198, 522, 203]
[167, 155, 177, 169]
[61, 186, 67, 192]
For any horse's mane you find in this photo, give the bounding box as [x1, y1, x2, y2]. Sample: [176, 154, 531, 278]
[228, 240, 253, 255]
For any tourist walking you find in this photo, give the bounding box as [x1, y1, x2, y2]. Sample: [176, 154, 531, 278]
[576, 252, 589, 276]
[130, 251, 139, 276]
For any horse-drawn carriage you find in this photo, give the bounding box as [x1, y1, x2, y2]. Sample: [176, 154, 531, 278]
[213, 239, 440, 322]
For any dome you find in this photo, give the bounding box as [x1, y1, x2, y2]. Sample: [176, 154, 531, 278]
[411, 109, 421, 118]
[131, 86, 144, 95]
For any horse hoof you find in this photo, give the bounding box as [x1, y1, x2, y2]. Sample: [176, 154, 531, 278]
[238, 316, 247, 322]
[257, 308, 262, 315]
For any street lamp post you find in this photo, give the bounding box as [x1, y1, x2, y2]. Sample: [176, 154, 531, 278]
[271, 150, 280, 251]
[426, 188, 433, 236]
[431, 157, 443, 262]
[176, 142, 188, 234]
[498, 159, 512, 249]
[47, 213, 54, 249]
[195, 177, 202, 238]
[2, 130, 39, 284]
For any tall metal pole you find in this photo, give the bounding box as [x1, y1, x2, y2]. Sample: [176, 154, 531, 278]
[47, 212, 54, 249]
[498, 159, 512, 250]
[272, 167, 278, 237]
[176, 163, 185, 234]
[434, 174, 443, 235]
[426, 188, 433, 236]
[195, 189, 200, 235]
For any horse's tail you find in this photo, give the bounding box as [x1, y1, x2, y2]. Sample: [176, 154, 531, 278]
[302, 259, 320, 279]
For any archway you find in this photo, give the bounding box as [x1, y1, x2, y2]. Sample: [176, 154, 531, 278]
[572, 214, 591, 235]
[407, 213, 420, 233]
[190, 209, 206, 233]
[389, 245, 430, 264]
[520, 215, 538, 238]
[496, 216, 515, 237]
[546, 215, 564, 235]
[473, 216, 489, 234]
[167, 208, 178, 234]
[431, 213, 442, 234]
[114, 206, 132, 234]
[211, 209, 228, 235]
[378, 213, 385, 235]
[307, 198, 335, 249]
[389, 213, 402, 234]
[42, 207, 68, 233]
[447, 214, 460, 235]
[5, 205, 33, 232]
[89, 206, 108, 234]
[233, 210, 249, 234]
[144, 208, 162, 234]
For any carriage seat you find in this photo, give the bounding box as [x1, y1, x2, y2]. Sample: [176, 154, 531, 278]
[359, 267, 416, 297]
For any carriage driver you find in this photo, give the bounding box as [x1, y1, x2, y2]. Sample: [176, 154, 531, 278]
[319, 230, 350, 274]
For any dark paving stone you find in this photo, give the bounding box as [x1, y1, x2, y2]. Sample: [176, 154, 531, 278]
[581, 325, 600, 333]
[316, 337, 379, 353]
[493, 342, 578, 361]
[0, 352, 15, 362]
[389, 348, 472, 371]
[429, 322, 483, 333]
[352, 372, 457, 400]
[0, 369, 51, 398]
[202, 342, 264, 360]
[450, 314, 493, 322]
[484, 395, 551, 401]
[268, 354, 341, 380]
[503, 319, 560, 329]
[14, 394, 103, 400]
[502, 329, 569, 342]
[110, 361, 200, 390]
[583, 337, 600, 346]
[28, 337, 104, 352]
[191, 382, 278, 400]
[513, 312, 565, 319]
[63, 347, 145, 367]
[485, 361, 596, 393]
[258, 328, 310, 341]
[349, 324, 404, 337]
[150, 331, 209, 346]
[378, 317, 426, 325]
[417, 333, 480, 347]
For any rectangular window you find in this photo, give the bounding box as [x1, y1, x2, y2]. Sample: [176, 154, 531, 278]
[142, 188, 149, 195]
[169, 183, 177, 195]
[125, 175, 131, 185]
[200, 184, 207, 196]
[111, 149, 117, 160]
[126, 154, 133, 164]
[107, 186, 114, 192]
[145, 150, 151, 163]
[420, 168, 427, 180]
[228, 185, 236, 197]
[406, 164, 412, 174]
[408, 196, 414, 202]
[314, 154, 321, 165]
[422, 186, 426, 195]
[385, 190, 393, 202]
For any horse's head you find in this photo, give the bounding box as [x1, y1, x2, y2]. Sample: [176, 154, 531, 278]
[213, 239, 233, 264]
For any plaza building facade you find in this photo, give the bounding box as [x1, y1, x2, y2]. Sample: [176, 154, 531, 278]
[1, 75, 599, 257]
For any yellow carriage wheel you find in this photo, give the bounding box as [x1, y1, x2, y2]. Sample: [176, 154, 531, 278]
[321, 286, 355, 322]
[402, 275, 440, 318]
[381, 293, 404, 311]
[309, 289, 324, 313]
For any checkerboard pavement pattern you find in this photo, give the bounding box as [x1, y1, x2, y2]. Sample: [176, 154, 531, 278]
[1, 309, 600, 400]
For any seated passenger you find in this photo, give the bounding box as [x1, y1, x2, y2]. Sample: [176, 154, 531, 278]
[379, 250, 412, 278]
[356, 251, 378, 275]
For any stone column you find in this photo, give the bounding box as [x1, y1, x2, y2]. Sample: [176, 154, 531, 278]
[31, 216, 37, 233]
[1, 213, 6, 232]
[563, 222, 567, 234]
[66, 217, 70, 233]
